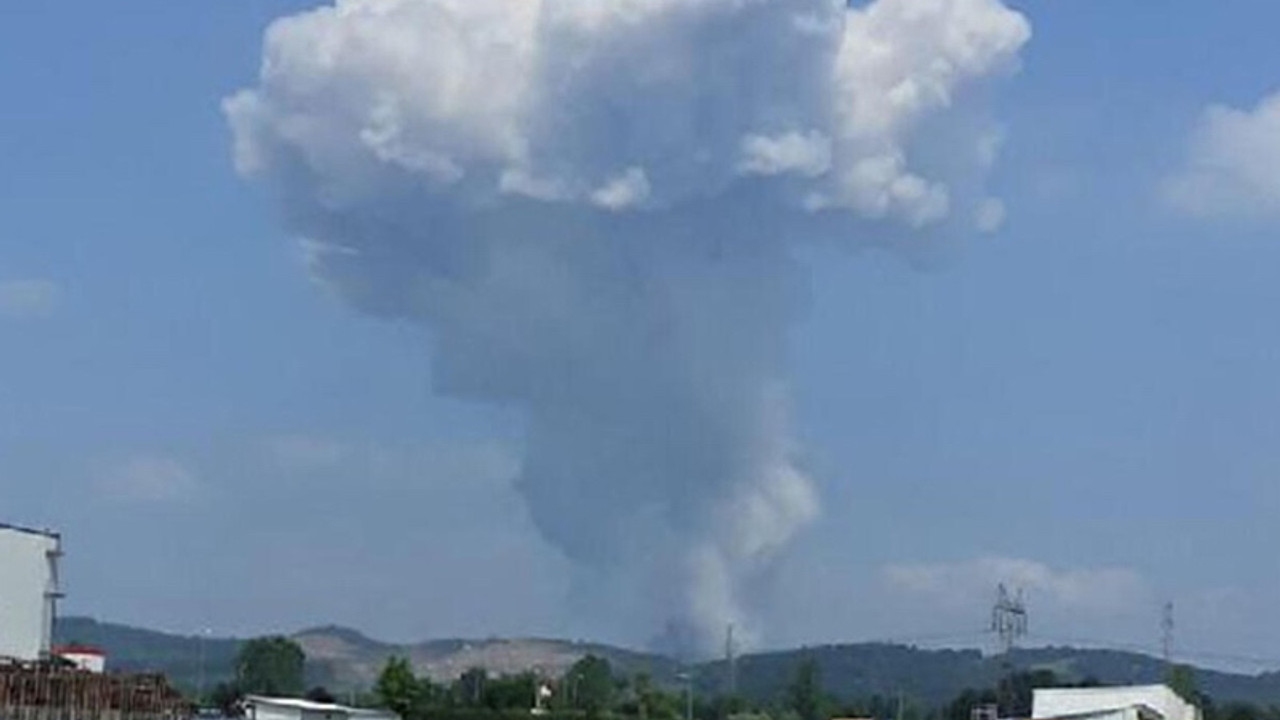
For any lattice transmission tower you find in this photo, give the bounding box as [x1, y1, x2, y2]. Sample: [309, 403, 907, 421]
[991, 583, 1028, 655]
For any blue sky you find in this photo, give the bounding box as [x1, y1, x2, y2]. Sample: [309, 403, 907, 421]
[3, 0, 1280, 669]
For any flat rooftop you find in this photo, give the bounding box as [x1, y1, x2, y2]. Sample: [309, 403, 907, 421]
[0, 522, 60, 540]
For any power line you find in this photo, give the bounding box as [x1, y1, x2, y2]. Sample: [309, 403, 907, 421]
[805, 628, 995, 650]
[877, 630, 994, 647]
[1025, 632, 1280, 671]
[781, 623, 1280, 674]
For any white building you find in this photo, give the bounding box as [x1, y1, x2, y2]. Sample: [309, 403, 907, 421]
[54, 644, 107, 673]
[243, 697, 400, 720]
[1033, 686, 1202, 720]
[0, 523, 63, 661]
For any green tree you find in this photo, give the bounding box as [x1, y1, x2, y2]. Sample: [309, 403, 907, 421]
[1167, 665, 1198, 703]
[484, 672, 538, 710]
[998, 669, 1062, 717]
[787, 658, 825, 720]
[458, 667, 488, 707]
[945, 687, 997, 720]
[1219, 702, 1261, 720]
[376, 657, 421, 718]
[569, 655, 617, 718]
[236, 636, 305, 697]
[713, 694, 748, 720]
[633, 672, 684, 720]
[413, 676, 443, 716]
[305, 687, 337, 704]
[631, 672, 682, 720]
[944, 670, 1094, 720]
[210, 681, 244, 717]
[634, 672, 655, 720]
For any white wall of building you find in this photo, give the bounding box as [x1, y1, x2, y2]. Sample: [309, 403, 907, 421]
[0, 525, 61, 661]
[1033, 686, 1201, 720]
[1034, 706, 1144, 720]
[58, 650, 107, 673]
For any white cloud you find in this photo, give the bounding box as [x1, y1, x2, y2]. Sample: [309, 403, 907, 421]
[226, 0, 1029, 230]
[883, 556, 1149, 616]
[98, 455, 200, 503]
[1165, 90, 1280, 219]
[975, 197, 1007, 233]
[0, 279, 60, 320]
[590, 167, 651, 211]
[739, 131, 833, 179]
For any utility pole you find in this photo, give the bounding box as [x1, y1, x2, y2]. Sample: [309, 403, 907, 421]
[677, 672, 694, 720]
[1161, 602, 1175, 667]
[725, 624, 737, 697]
[197, 627, 212, 705]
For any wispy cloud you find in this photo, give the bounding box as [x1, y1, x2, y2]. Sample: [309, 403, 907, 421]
[883, 556, 1150, 616]
[265, 434, 349, 471]
[1164, 91, 1280, 219]
[97, 455, 200, 503]
[366, 441, 520, 489]
[0, 279, 61, 320]
[263, 432, 518, 486]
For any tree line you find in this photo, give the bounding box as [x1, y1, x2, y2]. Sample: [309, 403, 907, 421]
[374, 653, 689, 720]
[207, 637, 1280, 720]
[369, 654, 878, 720]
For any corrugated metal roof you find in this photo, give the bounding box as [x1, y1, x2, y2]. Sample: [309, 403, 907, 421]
[243, 696, 398, 719]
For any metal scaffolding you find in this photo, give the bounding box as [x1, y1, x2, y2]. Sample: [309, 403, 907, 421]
[0, 661, 190, 720]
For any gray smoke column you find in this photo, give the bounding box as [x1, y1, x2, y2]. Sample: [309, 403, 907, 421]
[226, 0, 1030, 653]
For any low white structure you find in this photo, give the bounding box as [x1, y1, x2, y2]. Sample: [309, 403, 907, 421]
[243, 697, 400, 720]
[55, 644, 107, 673]
[0, 523, 62, 661]
[1033, 686, 1201, 720]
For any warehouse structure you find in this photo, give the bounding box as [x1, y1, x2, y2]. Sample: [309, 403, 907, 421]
[1033, 685, 1202, 720]
[243, 696, 399, 720]
[0, 523, 62, 662]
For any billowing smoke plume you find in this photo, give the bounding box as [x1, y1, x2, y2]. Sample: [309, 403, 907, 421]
[227, 0, 1029, 654]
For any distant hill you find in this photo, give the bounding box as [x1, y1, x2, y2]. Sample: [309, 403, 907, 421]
[54, 618, 1280, 706]
[55, 617, 242, 691]
[703, 644, 1280, 707]
[55, 617, 678, 693]
[294, 625, 681, 691]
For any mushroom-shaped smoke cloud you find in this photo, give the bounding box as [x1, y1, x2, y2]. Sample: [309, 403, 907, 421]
[226, 0, 1030, 655]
